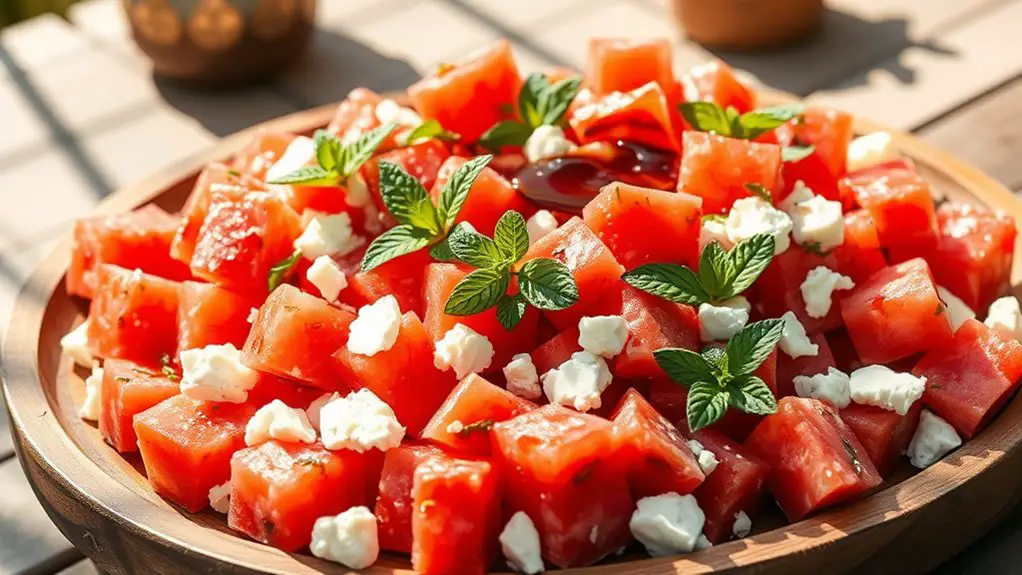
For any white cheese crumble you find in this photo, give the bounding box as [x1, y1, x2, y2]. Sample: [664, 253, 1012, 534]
[793, 366, 851, 409]
[985, 296, 1022, 342]
[433, 323, 495, 380]
[503, 353, 542, 400]
[246, 307, 259, 324]
[307, 392, 340, 432]
[800, 266, 854, 318]
[347, 295, 402, 357]
[695, 535, 713, 550]
[732, 510, 752, 538]
[846, 132, 899, 173]
[698, 296, 751, 342]
[294, 213, 365, 261]
[208, 482, 231, 514]
[778, 311, 819, 359]
[61, 320, 94, 368]
[790, 195, 845, 252]
[524, 125, 577, 163]
[725, 197, 792, 255]
[699, 217, 732, 251]
[310, 506, 380, 569]
[499, 511, 544, 575]
[244, 399, 318, 447]
[907, 409, 962, 469]
[374, 98, 422, 127]
[307, 255, 347, 302]
[629, 493, 706, 557]
[937, 286, 975, 332]
[265, 135, 315, 183]
[319, 389, 405, 453]
[80, 365, 103, 421]
[180, 343, 259, 403]
[687, 439, 719, 476]
[779, 180, 815, 213]
[849, 364, 925, 415]
[577, 315, 629, 358]
[541, 351, 613, 413]
[526, 210, 559, 245]
[446, 420, 464, 435]
[345, 170, 373, 209]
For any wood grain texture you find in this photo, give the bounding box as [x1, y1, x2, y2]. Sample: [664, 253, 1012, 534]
[3, 96, 1022, 575]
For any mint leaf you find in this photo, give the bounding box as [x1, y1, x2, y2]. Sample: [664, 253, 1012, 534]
[698, 242, 735, 300]
[725, 106, 743, 136]
[267, 249, 301, 292]
[479, 121, 533, 152]
[623, 263, 709, 306]
[700, 346, 729, 376]
[496, 293, 528, 330]
[438, 155, 492, 230]
[493, 210, 529, 262]
[518, 73, 548, 128]
[729, 375, 777, 416]
[401, 119, 460, 147]
[444, 268, 511, 316]
[429, 237, 457, 262]
[517, 258, 578, 311]
[738, 103, 804, 139]
[448, 229, 505, 269]
[687, 380, 730, 432]
[538, 76, 582, 126]
[725, 319, 785, 376]
[378, 161, 440, 234]
[340, 122, 396, 180]
[679, 101, 732, 136]
[725, 234, 776, 297]
[313, 129, 341, 173]
[743, 182, 773, 204]
[265, 165, 337, 186]
[782, 144, 816, 163]
[361, 225, 433, 272]
[654, 348, 715, 386]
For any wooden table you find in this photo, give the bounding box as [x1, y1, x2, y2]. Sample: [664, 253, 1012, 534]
[1, 0, 1021, 572]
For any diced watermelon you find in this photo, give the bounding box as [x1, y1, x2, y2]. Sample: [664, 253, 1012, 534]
[408, 40, 522, 143]
[99, 359, 180, 453]
[230, 130, 295, 181]
[326, 88, 385, 144]
[177, 281, 259, 353]
[830, 210, 888, 283]
[362, 139, 452, 221]
[843, 167, 938, 253]
[677, 131, 782, 214]
[826, 329, 864, 374]
[570, 81, 680, 152]
[680, 60, 756, 114]
[522, 217, 625, 331]
[375, 443, 443, 554]
[612, 285, 700, 380]
[242, 284, 355, 390]
[611, 389, 705, 498]
[69, 204, 191, 299]
[421, 374, 536, 456]
[690, 429, 769, 543]
[531, 326, 582, 376]
[776, 108, 854, 203]
[335, 311, 458, 436]
[411, 453, 501, 574]
[840, 258, 954, 364]
[429, 156, 527, 236]
[170, 163, 261, 265]
[490, 404, 633, 568]
[744, 396, 881, 521]
[582, 182, 702, 270]
[246, 372, 328, 410]
[647, 378, 688, 422]
[915, 318, 1022, 439]
[134, 394, 256, 512]
[347, 247, 432, 317]
[755, 249, 844, 334]
[280, 182, 369, 233]
[585, 38, 674, 95]
[840, 402, 922, 477]
[229, 441, 371, 551]
[775, 331, 835, 399]
[87, 264, 180, 364]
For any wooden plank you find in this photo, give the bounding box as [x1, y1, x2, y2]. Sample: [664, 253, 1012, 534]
[0, 458, 80, 574]
[918, 76, 1022, 192]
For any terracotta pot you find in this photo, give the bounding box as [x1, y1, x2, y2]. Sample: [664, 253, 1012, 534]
[124, 0, 316, 87]
[671, 0, 824, 51]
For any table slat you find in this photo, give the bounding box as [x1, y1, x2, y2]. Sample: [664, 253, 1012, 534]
[0, 458, 79, 574]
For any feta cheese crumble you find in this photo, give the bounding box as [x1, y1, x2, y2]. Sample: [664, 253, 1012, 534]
[778, 311, 819, 359]
[793, 367, 851, 409]
[526, 210, 559, 245]
[446, 420, 464, 435]
[524, 125, 577, 163]
[208, 482, 231, 514]
[80, 365, 103, 421]
[725, 197, 792, 255]
[347, 295, 402, 357]
[732, 510, 752, 538]
[907, 409, 962, 469]
[688, 439, 719, 475]
[306, 255, 347, 302]
[985, 296, 1022, 342]
[244, 399, 318, 447]
[433, 323, 495, 379]
[499, 511, 544, 575]
[265, 135, 315, 183]
[578, 315, 629, 358]
[629, 493, 706, 557]
[699, 217, 732, 251]
[779, 180, 815, 213]
[319, 389, 405, 453]
[180, 343, 259, 403]
[937, 286, 975, 332]
[310, 506, 379, 569]
[849, 364, 925, 415]
[695, 535, 713, 550]
[61, 320, 94, 368]
[294, 213, 365, 261]
[246, 307, 259, 324]
[503, 353, 542, 400]
[698, 296, 751, 342]
[307, 392, 340, 431]
[541, 351, 613, 413]
[800, 266, 854, 318]
[374, 98, 422, 127]
[846, 132, 899, 173]
[345, 170, 373, 209]
[789, 195, 844, 252]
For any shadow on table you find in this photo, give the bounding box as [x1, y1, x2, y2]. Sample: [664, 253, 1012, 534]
[705, 7, 958, 97]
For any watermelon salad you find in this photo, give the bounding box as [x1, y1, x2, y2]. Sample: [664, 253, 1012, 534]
[58, 37, 1022, 573]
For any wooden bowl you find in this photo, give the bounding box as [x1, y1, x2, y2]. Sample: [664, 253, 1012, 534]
[670, 0, 824, 50]
[4, 96, 1022, 575]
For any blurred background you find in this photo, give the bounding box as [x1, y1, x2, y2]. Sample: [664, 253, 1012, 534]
[2, 0, 1022, 573]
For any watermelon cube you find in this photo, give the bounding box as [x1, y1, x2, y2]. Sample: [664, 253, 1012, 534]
[586, 38, 675, 95]
[676, 131, 782, 214]
[612, 285, 700, 380]
[840, 402, 922, 477]
[680, 60, 755, 114]
[570, 81, 680, 152]
[177, 281, 260, 354]
[375, 443, 443, 554]
[347, 247, 433, 317]
[429, 156, 528, 236]
[87, 264, 180, 365]
[775, 331, 835, 399]
[830, 210, 888, 283]
[691, 429, 769, 543]
[99, 359, 180, 453]
[170, 163, 262, 265]
[530, 325, 581, 376]
[843, 168, 938, 253]
[420, 374, 536, 456]
[229, 130, 295, 181]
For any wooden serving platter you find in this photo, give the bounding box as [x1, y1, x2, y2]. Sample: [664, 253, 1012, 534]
[4, 96, 1022, 575]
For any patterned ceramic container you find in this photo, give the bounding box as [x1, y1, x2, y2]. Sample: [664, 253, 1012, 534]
[125, 0, 316, 85]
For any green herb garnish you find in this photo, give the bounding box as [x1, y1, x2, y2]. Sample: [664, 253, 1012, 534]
[680, 101, 815, 161]
[479, 73, 582, 151]
[266, 123, 396, 187]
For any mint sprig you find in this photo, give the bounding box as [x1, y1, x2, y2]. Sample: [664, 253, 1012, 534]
[623, 234, 775, 306]
[444, 210, 578, 330]
[267, 248, 301, 292]
[267, 124, 396, 187]
[743, 182, 773, 204]
[680, 101, 816, 161]
[361, 155, 492, 272]
[399, 119, 460, 147]
[479, 73, 582, 151]
[654, 319, 784, 431]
